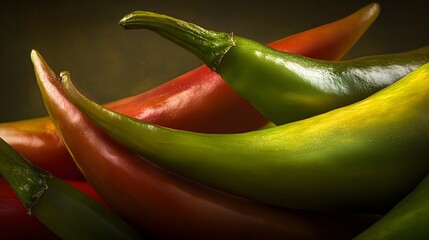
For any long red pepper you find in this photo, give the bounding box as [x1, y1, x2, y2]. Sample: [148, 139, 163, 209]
[0, 3, 380, 180]
[33, 49, 381, 240]
[0, 178, 105, 240]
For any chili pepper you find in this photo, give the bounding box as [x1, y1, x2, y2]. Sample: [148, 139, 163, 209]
[119, 8, 429, 125]
[62, 48, 429, 214]
[0, 3, 379, 179]
[0, 137, 143, 240]
[32, 51, 382, 239]
[0, 118, 83, 179]
[355, 174, 429, 239]
[0, 178, 105, 240]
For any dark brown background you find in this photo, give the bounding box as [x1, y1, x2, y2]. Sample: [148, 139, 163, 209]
[1, 0, 428, 122]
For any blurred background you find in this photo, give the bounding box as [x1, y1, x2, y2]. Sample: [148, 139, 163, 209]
[1, 0, 428, 122]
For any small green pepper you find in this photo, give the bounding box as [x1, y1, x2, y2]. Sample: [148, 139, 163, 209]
[60, 60, 429, 213]
[0, 137, 143, 240]
[119, 11, 429, 125]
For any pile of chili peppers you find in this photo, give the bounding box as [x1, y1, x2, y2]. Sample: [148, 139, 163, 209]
[1, 2, 429, 239]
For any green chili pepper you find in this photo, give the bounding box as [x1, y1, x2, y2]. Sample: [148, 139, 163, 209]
[0, 3, 380, 182]
[0, 137, 142, 240]
[354, 174, 429, 239]
[60, 60, 429, 213]
[118, 11, 429, 125]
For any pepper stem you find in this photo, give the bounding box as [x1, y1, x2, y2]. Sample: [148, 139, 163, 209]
[119, 11, 235, 70]
[0, 137, 51, 212]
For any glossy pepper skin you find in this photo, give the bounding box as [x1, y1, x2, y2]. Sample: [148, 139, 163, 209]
[63, 54, 429, 213]
[119, 7, 429, 125]
[32, 51, 382, 239]
[0, 118, 83, 179]
[0, 3, 380, 179]
[0, 137, 142, 240]
[354, 174, 429, 239]
[0, 178, 105, 240]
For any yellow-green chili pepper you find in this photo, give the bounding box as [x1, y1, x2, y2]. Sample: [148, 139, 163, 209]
[354, 174, 429, 239]
[0, 137, 143, 240]
[118, 10, 429, 125]
[32, 49, 382, 240]
[60, 61, 429, 213]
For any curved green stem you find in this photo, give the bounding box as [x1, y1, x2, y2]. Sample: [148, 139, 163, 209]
[119, 11, 235, 70]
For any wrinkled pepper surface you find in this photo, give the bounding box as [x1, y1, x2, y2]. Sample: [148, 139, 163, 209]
[32, 51, 382, 239]
[0, 3, 379, 179]
[355, 174, 429, 239]
[119, 8, 429, 125]
[63, 52, 429, 213]
[0, 178, 105, 240]
[0, 137, 143, 240]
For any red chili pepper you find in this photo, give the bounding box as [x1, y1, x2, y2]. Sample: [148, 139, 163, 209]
[0, 119, 81, 180]
[33, 47, 381, 239]
[0, 3, 379, 180]
[0, 177, 104, 240]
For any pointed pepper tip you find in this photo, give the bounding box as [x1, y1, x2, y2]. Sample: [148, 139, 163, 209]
[30, 49, 41, 62]
[118, 12, 135, 27]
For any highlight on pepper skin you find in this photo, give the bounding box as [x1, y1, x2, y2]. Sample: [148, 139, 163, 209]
[32, 48, 382, 240]
[3, 2, 429, 239]
[0, 2, 380, 183]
